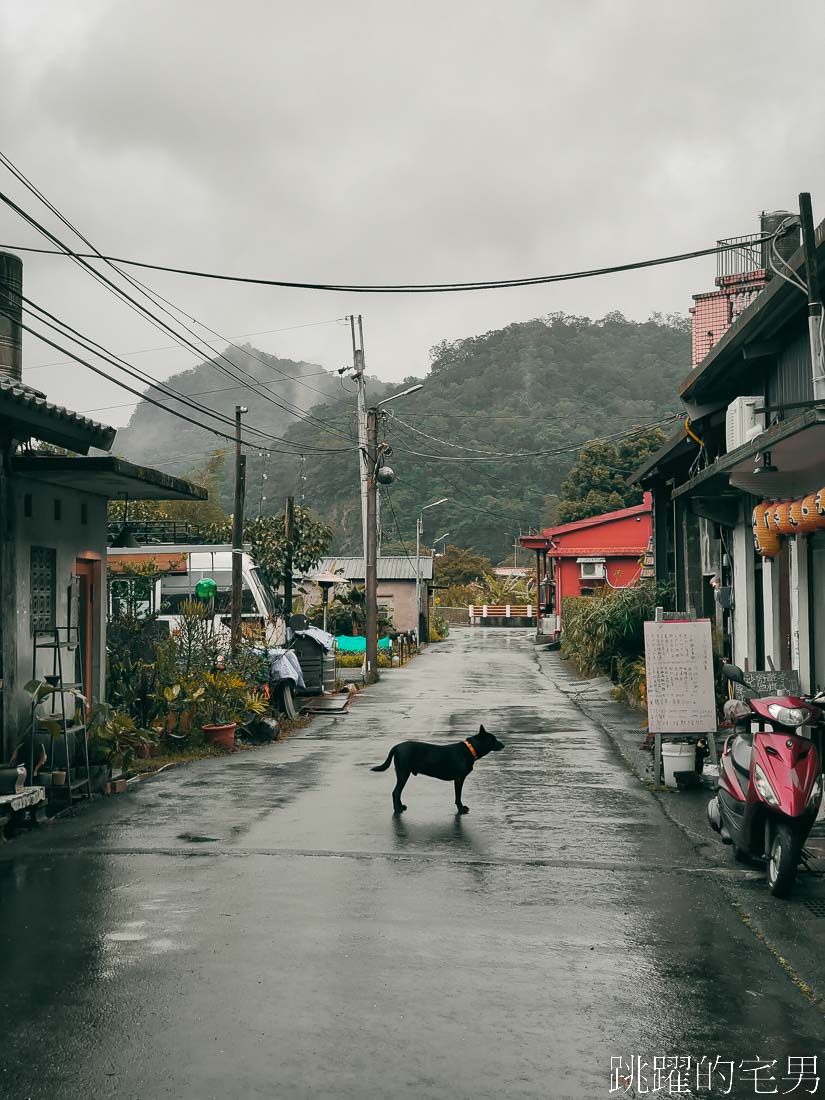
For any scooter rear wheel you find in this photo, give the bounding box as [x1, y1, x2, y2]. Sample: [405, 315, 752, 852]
[767, 822, 801, 898]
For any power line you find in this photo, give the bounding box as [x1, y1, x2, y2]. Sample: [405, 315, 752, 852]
[2, 308, 354, 456]
[0, 172, 354, 442]
[381, 487, 419, 573]
[25, 318, 347, 371]
[22, 296, 294, 445]
[388, 415, 678, 461]
[20, 295, 349, 452]
[0, 235, 776, 294]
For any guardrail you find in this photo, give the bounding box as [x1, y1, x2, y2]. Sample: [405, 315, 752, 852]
[469, 605, 533, 625]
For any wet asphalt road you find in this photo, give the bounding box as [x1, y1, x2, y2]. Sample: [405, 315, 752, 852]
[2, 629, 824, 1100]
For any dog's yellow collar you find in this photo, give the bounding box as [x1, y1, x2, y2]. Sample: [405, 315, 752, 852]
[463, 740, 478, 759]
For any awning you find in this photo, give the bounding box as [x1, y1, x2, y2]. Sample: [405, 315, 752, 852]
[519, 535, 552, 552]
[108, 551, 188, 575]
[12, 454, 208, 501]
[673, 408, 825, 502]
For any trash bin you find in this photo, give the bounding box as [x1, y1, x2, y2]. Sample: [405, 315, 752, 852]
[293, 629, 336, 695]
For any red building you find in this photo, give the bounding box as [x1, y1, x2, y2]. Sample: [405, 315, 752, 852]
[521, 494, 653, 642]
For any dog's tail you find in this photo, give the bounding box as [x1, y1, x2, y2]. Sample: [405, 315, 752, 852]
[370, 747, 395, 772]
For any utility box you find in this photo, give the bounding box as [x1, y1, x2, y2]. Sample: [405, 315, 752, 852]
[293, 633, 336, 695]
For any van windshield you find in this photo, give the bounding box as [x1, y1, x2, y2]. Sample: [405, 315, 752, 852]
[250, 567, 276, 617]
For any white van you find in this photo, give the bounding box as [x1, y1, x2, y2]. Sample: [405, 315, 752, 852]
[107, 543, 283, 647]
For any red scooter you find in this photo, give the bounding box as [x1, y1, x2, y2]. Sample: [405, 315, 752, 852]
[707, 663, 824, 897]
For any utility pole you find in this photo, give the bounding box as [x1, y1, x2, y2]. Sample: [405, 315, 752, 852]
[351, 315, 369, 562]
[231, 404, 248, 656]
[299, 453, 306, 505]
[799, 192, 825, 401]
[284, 495, 295, 626]
[365, 406, 379, 683]
[415, 515, 422, 631]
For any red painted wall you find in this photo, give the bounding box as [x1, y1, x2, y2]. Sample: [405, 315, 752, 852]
[543, 496, 652, 607]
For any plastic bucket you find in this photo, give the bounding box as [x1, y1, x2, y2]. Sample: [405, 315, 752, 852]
[662, 742, 696, 788]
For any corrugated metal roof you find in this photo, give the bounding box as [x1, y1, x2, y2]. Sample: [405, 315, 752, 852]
[318, 555, 434, 581]
[0, 379, 116, 452]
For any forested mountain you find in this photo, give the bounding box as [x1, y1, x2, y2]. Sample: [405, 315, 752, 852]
[113, 343, 359, 482]
[113, 313, 689, 562]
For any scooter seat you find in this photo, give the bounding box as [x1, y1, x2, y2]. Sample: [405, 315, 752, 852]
[731, 735, 753, 780]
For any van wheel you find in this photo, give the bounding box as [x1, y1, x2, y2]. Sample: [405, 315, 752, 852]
[276, 681, 297, 719]
[767, 823, 800, 898]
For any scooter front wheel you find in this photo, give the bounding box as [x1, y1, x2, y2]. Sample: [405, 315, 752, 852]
[767, 822, 801, 898]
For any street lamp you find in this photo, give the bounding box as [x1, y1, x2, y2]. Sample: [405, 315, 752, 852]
[432, 532, 450, 555]
[416, 498, 448, 640]
[376, 384, 423, 408]
[311, 571, 345, 634]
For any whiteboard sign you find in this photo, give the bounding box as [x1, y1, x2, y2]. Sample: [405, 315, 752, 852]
[644, 620, 716, 734]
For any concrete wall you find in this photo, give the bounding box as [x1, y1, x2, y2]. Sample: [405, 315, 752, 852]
[7, 475, 108, 747]
[304, 579, 420, 634]
[377, 581, 418, 634]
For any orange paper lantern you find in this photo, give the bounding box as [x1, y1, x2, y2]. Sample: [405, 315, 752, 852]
[755, 531, 781, 557]
[816, 488, 825, 518]
[752, 501, 774, 538]
[799, 493, 820, 533]
[788, 499, 805, 531]
[772, 502, 794, 535]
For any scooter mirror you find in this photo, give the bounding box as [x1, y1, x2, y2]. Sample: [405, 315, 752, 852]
[722, 663, 746, 685]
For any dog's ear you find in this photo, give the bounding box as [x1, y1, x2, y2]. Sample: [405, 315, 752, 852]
[479, 724, 487, 734]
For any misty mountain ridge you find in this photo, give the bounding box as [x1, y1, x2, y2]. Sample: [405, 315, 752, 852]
[112, 312, 690, 560]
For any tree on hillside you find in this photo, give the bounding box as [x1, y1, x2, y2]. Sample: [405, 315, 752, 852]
[204, 507, 333, 616]
[555, 428, 666, 525]
[434, 545, 494, 588]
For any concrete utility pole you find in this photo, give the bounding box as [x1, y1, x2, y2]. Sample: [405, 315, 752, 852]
[351, 316, 369, 562]
[799, 193, 825, 401]
[231, 404, 248, 656]
[283, 495, 295, 626]
[364, 406, 379, 683]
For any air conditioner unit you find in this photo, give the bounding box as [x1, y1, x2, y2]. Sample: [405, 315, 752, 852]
[725, 396, 764, 452]
[578, 558, 606, 580]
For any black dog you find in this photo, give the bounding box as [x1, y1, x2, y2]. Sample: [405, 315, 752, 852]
[370, 724, 504, 815]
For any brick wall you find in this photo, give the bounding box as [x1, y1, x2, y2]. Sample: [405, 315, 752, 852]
[690, 269, 766, 367]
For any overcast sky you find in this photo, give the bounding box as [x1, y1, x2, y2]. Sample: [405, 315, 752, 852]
[2, 0, 824, 428]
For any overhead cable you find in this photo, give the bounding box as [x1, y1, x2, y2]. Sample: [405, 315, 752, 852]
[0, 227, 777, 294]
[0, 174, 354, 441]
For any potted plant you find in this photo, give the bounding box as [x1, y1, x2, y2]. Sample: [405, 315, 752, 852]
[18, 679, 80, 786]
[87, 702, 156, 777]
[198, 672, 268, 750]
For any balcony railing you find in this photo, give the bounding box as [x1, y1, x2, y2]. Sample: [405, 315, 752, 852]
[107, 520, 207, 546]
[716, 234, 765, 281]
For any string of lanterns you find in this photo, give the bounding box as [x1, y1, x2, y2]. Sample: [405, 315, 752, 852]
[752, 492, 825, 557]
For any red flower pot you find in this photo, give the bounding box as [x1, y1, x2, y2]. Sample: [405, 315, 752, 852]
[202, 723, 237, 751]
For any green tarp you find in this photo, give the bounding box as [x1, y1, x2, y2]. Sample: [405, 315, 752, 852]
[335, 635, 392, 653]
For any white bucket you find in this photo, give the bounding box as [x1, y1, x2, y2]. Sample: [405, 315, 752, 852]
[662, 741, 696, 788]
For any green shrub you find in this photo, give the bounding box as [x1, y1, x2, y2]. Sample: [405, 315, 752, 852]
[336, 651, 392, 669]
[561, 583, 673, 707]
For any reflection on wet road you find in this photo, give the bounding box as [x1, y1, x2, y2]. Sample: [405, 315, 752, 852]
[1, 630, 822, 1099]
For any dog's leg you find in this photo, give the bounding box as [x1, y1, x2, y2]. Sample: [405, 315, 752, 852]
[392, 766, 410, 814]
[454, 777, 469, 814]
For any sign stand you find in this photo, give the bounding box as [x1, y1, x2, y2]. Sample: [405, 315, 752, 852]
[645, 614, 717, 788]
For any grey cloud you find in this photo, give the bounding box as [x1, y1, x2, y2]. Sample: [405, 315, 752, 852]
[1, 0, 824, 425]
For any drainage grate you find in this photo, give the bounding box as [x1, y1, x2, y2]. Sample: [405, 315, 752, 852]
[802, 898, 825, 918]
